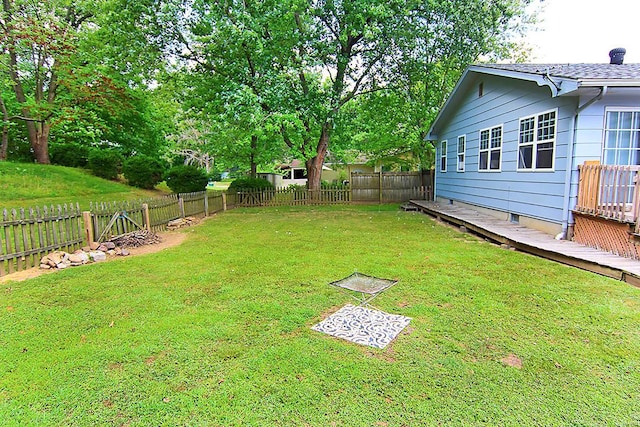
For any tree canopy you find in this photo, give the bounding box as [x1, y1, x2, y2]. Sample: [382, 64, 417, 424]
[0, 0, 536, 184]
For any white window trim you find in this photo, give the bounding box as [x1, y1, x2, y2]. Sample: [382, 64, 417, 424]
[517, 108, 557, 172]
[457, 135, 465, 172]
[478, 124, 503, 172]
[602, 107, 640, 166]
[440, 140, 447, 172]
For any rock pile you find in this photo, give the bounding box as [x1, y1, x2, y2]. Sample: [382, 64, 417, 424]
[40, 249, 109, 270]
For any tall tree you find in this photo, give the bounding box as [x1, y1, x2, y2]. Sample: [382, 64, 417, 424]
[179, 0, 533, 189]
[0, 0, 169, 163]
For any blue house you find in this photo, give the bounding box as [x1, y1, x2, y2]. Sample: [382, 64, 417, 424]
[427, 54, 640, 244]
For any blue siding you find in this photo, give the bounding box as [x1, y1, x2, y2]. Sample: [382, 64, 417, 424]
[435, 74, 577, 225]
[567, 88, 640, 215]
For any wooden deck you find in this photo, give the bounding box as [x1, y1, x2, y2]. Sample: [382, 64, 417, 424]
[409, 200, 640, 287]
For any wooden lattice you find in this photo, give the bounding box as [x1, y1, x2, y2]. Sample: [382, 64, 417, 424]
[573, 213, 639, 259]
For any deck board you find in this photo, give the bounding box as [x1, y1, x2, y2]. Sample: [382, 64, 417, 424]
[409, 200, 640, 286]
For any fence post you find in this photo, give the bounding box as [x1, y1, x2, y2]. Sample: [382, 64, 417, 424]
[82, 211, 94, 246]
[378, 172, 383, 203]
[204, 192, 209, 216]
[178, 195, 185, 218]
[222, 192, 227, 211]
[142, 203, 151, 231]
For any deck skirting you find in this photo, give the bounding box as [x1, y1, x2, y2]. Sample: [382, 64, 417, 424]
[572, 213, 639, 260]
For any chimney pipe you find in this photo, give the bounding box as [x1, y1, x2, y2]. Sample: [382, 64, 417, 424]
[609, 48, 626, 65]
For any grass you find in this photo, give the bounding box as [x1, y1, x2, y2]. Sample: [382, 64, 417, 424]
[1, 204, 639, 426]
[0, 161, 170, 211]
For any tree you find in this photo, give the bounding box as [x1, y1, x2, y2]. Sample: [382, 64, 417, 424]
[0, 0, 170, 163]
[179, 0, 533, 189]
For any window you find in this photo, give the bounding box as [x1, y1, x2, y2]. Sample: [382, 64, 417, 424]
[293, 168, 307, 179]
[603, 109, 640, 165]
[518, 109, 556, 170]
[440, 140, 447, 172]
[457, 135, 465, 172]
[479, 125, 502, 171]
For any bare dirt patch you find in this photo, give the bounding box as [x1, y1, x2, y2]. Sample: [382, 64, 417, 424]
[500, 353, 523, 369]
[0, 231, 188, 284]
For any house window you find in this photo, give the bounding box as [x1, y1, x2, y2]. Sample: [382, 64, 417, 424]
[457, 135, 465, 172]
[603, 109, 640, 165]
[518, 109, 557, 170]
[479, 125, 502, 171]
[440, 141, 447, 172]
[293, 168, 307, 179]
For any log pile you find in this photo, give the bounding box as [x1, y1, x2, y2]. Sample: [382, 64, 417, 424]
[109, 230, 162, 248]
[167, 216, 199, 230]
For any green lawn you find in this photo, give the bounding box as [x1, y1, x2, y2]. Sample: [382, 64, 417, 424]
[0, 162, 170, 211]
[1, 205, 639, 426]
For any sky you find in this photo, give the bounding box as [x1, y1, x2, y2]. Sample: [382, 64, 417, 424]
[524, 0, 640, 64]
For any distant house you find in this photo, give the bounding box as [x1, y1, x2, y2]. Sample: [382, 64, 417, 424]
[427, 52, 640, 243]
[273, 157, 381, 187]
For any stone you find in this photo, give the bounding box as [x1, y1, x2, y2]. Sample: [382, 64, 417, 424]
[40, 263, 51, 269]
[48, 251, 67, 265]
[56, 262, 69, 269]
[120, 249, 130, 256]
[88, 251, 107, 262]
[89, 242, 100, 250]
[97, 244, 109, 252]
[68, 252, 89, 265]
[103, 241, 116, 250]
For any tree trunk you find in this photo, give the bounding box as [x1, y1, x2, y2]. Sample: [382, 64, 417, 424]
[249, 134, 258, 178]
[306, 122, 331, 191]
[30, 122, 51, 164]
[0, 96, 8, 160]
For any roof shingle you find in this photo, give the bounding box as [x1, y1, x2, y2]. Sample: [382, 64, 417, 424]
[478, 63, 640, 80]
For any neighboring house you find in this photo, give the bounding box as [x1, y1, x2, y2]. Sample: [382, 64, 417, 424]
[275, 157, 381, 187]
[427, 51, 640, 241]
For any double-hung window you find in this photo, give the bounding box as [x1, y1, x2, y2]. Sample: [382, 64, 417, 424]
[457, 135, 465, 172]
[603, 109, 640, 165]
[479, 125, 502, 171]
[518, 109, 556, 170]
[440, 140, 447, 172]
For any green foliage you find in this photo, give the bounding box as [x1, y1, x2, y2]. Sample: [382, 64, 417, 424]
[87, 149, 124, 180]
[49, 143, 91, 168]
[1, 206, 639, 425]
[122, 155, 166, 189]
[228, 177, 274, 191]
[0, 0, 173, 163]
[164, 165, 209, 193]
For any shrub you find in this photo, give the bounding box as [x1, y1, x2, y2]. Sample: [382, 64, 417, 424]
[88, 149, 124, 180]
[49, 143, 90, 167]
[228, 177, 274, 191]
[123, 155, 166, 189]
[164, 165, 209, 193]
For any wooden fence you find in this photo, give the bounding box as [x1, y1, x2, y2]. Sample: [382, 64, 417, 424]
[0, 204, 84, 275]
[575, 164, 640, 225]
[0, 192, 230, 277]
[236, 187, 350, 207]
[89, 192, 228, 242]
[350, 171, 433, 202]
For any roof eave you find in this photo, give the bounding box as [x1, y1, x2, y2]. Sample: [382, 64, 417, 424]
[426, 65, 576, 140]
[578, 79, 640, 87]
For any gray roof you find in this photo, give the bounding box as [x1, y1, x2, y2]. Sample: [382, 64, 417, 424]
[478, 63, 640, 80]
[427, 62, 640, 140]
